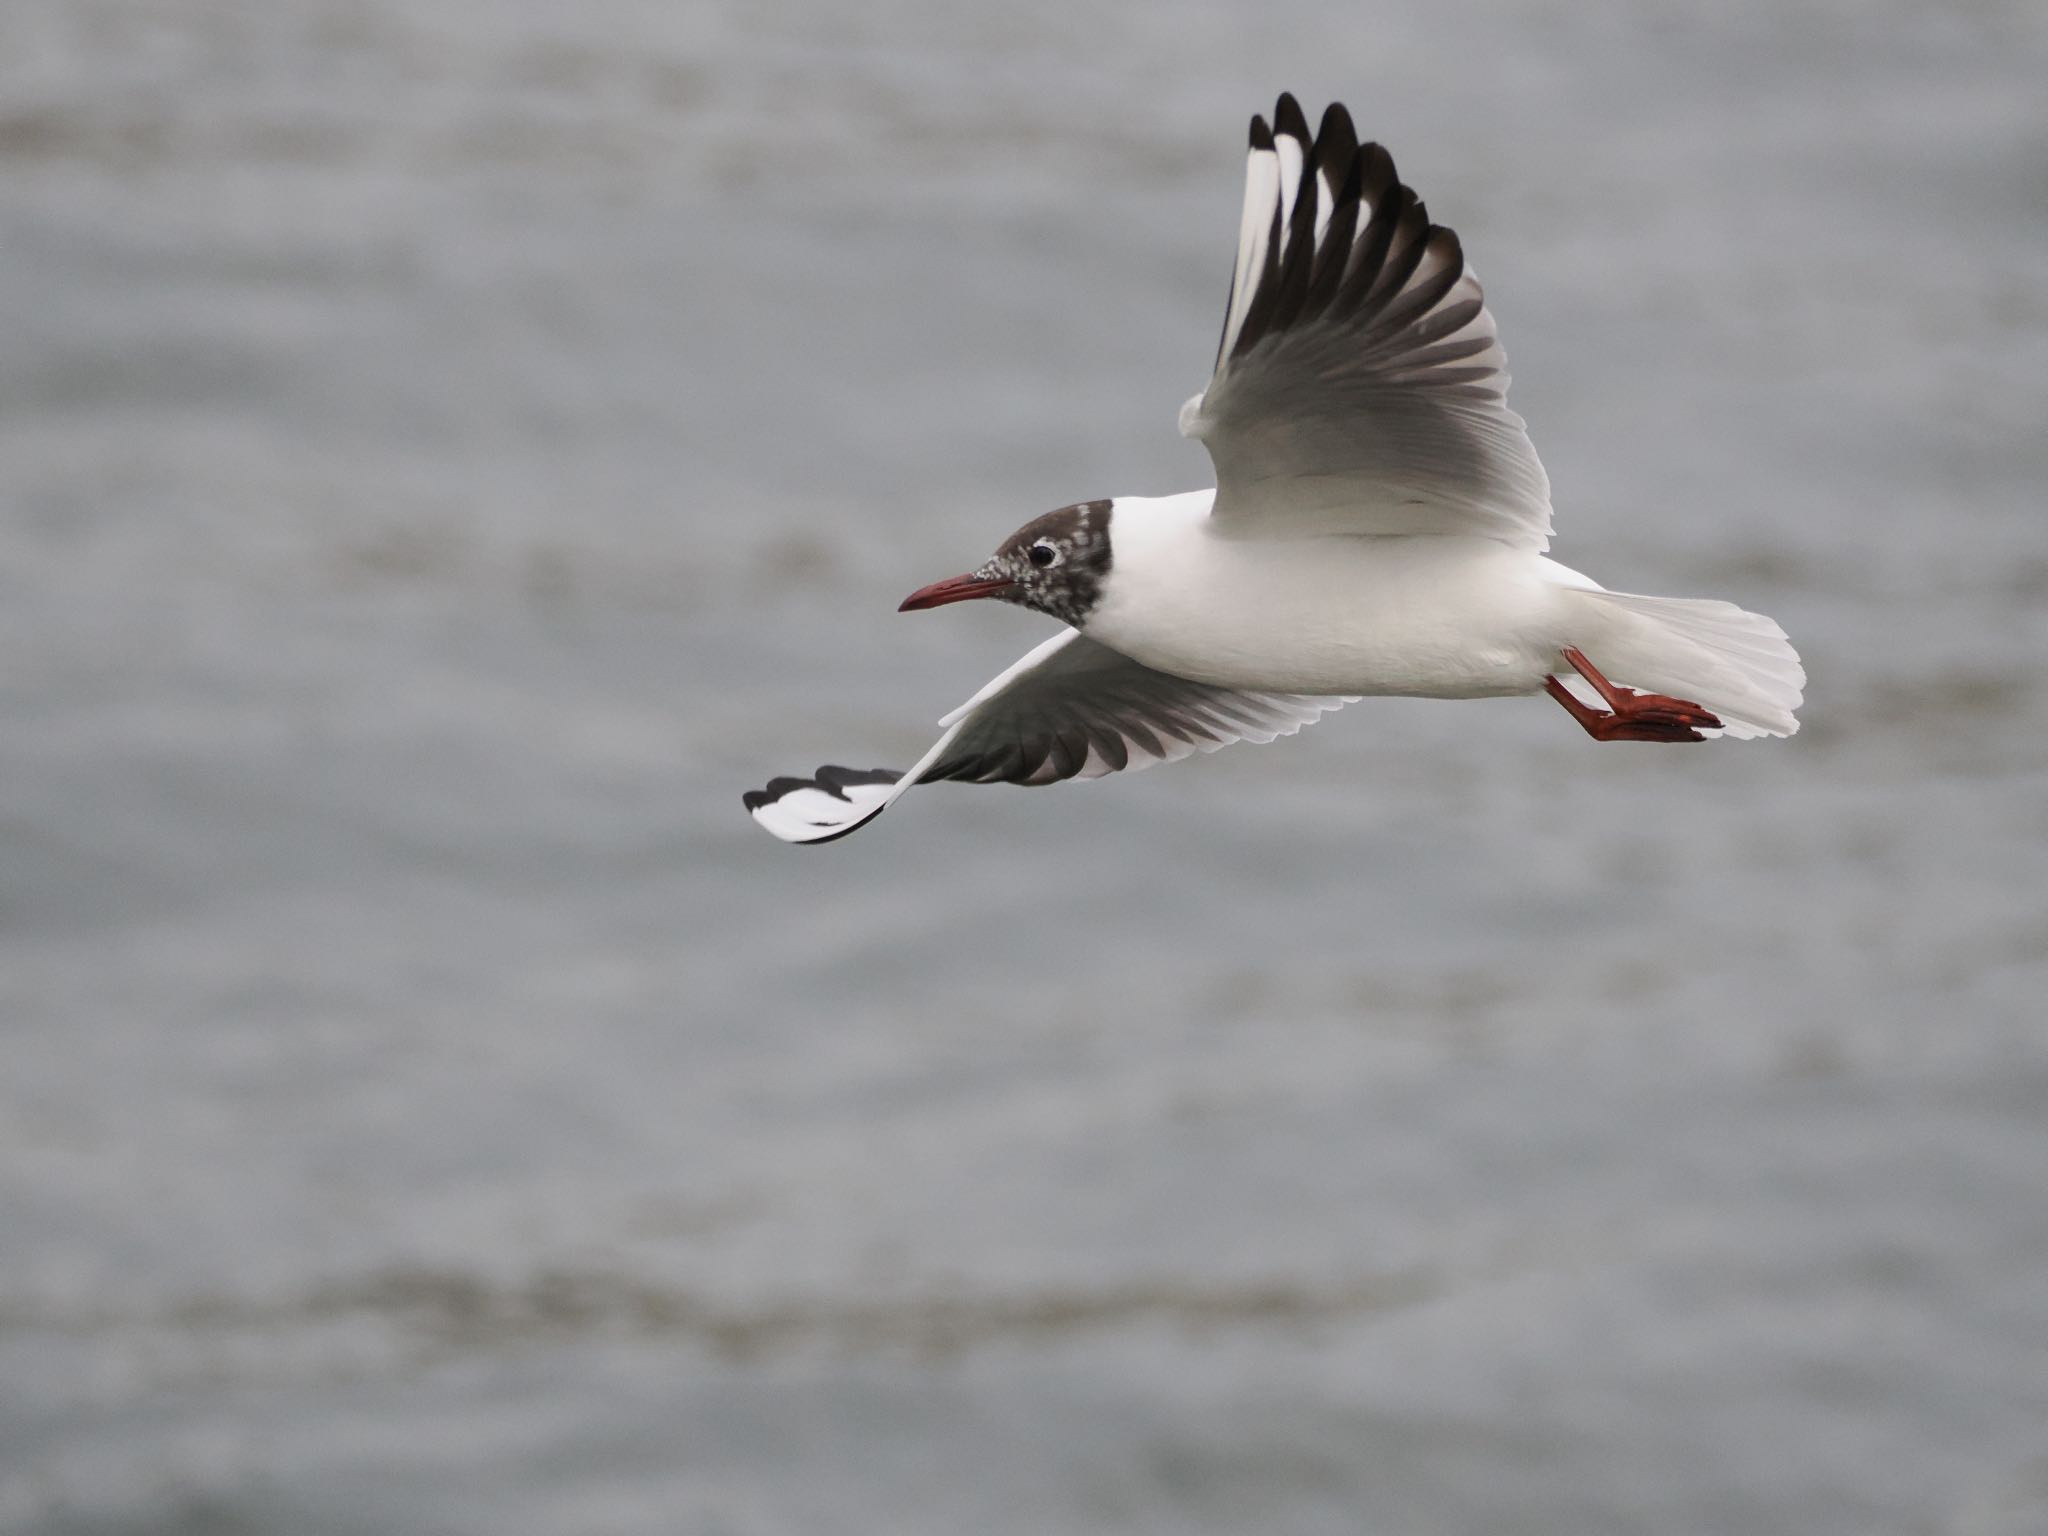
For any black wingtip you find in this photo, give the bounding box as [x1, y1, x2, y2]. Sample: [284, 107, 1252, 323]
[1249, 114, 1273, 151]
[1273, 93, 1309, 143]
[743, 766, 902, 815]
[1358, 141, 1398, 198]
[1315, 101, 1356, 154]
[813, 765, 902, 798]
[747, 775, 815, 809]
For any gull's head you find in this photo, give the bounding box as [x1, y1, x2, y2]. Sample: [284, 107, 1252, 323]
[899, 499, 1114, 627]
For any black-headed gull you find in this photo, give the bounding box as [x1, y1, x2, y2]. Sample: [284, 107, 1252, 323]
[746, 95, 1803, 845]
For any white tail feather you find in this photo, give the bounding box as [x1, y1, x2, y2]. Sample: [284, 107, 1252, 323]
[1572, 589, 1805, 740]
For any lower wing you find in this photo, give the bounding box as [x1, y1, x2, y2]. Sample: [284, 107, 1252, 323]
[744, 629, 1354, 844]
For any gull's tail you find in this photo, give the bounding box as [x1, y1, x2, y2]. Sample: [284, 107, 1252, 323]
[1570, 589, 1805, 740]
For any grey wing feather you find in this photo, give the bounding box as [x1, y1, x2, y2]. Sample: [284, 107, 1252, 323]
[924, 630, 1352, 785]
[1183, 96, 1554, 550]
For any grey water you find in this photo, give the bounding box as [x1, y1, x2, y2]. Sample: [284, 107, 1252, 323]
[4, 1, 2047, 1532]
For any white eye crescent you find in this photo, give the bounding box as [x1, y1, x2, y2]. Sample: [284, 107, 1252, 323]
[1028, 541, 1061, 569]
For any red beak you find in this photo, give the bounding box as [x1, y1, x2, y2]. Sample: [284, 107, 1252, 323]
[898, 572, 1014, 612]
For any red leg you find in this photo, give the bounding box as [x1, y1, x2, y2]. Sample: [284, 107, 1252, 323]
[1545, 646, 1722, 743]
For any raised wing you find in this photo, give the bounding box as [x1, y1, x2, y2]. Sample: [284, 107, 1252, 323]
[1181, 94, 1553, 550]
[744, 630, 1353, 844]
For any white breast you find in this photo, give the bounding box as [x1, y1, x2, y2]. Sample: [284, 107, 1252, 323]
[1084, 492, 1578, 698]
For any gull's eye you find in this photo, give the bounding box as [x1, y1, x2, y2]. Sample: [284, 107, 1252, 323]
[1028, 541, 1061, 569]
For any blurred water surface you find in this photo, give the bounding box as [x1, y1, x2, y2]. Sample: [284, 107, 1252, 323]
[3, 1, 2047, 1532]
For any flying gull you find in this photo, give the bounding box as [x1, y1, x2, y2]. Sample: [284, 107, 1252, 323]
[746, 94, 1803, 844]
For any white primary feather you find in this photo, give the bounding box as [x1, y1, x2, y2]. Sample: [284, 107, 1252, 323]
[1218, 147, 1280, 366]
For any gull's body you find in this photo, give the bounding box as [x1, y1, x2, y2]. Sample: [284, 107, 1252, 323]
[746, 96, 1803, 844]
[1093, 493, 1583, 698]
